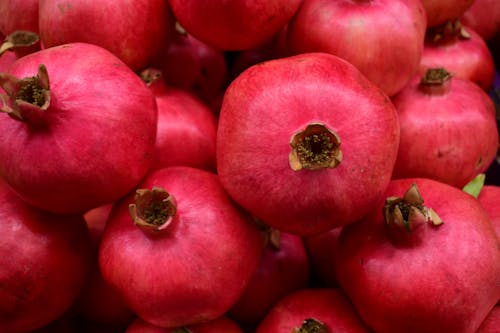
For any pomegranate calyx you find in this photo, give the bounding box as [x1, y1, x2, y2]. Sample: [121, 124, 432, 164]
[429, 19, 471, 43]
[129, 186, 177, 232]
[292, 318, 328, 333]
[383, 183, 443, 232]
[139, 67, 163, 86]
[419, 68, 452, 95]
[0, 64, 50, 122]
[289, 122, 342, 171]
[0, 30, 40, 56]
[172, 327, 192, 333]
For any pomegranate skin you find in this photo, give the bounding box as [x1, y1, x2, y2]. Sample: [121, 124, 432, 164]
[335, 178, 500, 333]
[217, 52, 400, 236]
[478, 185, 500, 238]
[419, 25, 495, 91]
[39, 0, 174, 71]
[99, 166, 263, 328]
[125, 316, 243, 333]
[255, 288, 372, 333]
[0, 181, 93, 333]
[227, 231, 311, 327]
[0, 43, 158, 214]
[421, 0, 474, 27]
[147, 81, 218, 172]
[0, 0, 38, 36]
[286, 0, 427, 97]
[461, 0, 500, 41]
[391, 72, 498, 188]
[476, 306, 500, 333]
[167, 0, 302, 51]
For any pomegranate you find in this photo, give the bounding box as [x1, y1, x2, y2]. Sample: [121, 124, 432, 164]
[0, 49, 17, 72]
[255, 288, 372, 333]
[391, 68, 498, 188]
[98, 166, 263, 328]
[142, 70, 217, 172]
[39, 0, 175, 70]
[153, 25, 228, 106]
[286, 0, 427, 97]
[0, 0, 38, 36]
[419, 20, 495, 91]
[304, 227, 343, 287]
[461, 0, 500, 41]
[335, 178, 500, 333]
[420, 0, 474, 27]
[166, 0, 302, 51]
[0, 43, 158, 214]
[478, 185, 500, 237]
[0, 180, 93, 333]
[217, 52, 400, 236]
[227, 229, 310, 327]
[476, 306, 500, 333]
[0, 30, 40, 58]
[125, 316, 243, 333]
[75, 203, 135, 329]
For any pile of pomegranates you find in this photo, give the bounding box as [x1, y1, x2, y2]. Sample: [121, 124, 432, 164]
[1, 1, 499, 333]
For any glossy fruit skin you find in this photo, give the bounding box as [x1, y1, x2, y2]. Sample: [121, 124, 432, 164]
[39, 0, 174, 70]
[420, 0, 474, 27]
[391, 73, 498, 188]
[478, 185, 500, 238]
[419, 25, 495, 91]
[0, 181, 93, 333]
[0, 43, 158, 214]
[461, 0, 500, 41]
[335, 178, 500, 333]
[125, 316, 243, 333]
[147, 80, 217, 172]
[167, 0, 302, 51]
[99, 166, 263, 328]
[286, 0, 427, 97]
[255, 288, 371, 333]
[227, 232, 310, 327]
[217, 52, 400, 236]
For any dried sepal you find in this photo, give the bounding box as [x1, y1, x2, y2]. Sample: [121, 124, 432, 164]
[292, 318, 328, 333]
[129, 186, 177, 232]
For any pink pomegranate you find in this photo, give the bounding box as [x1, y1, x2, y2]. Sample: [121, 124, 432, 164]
[217, 52, 400, 236]
[143, 72, 218, 172]
[99, 166, 263, 328]
[391, 68, 498, 188]
[0, 180, 93, 333]
[420, 0, 475, 27]
[461, 0, 500, 41]
[125, 316, 243, 333]
[286, 0, 427, 97]
[335, 178, 500, 333]
[420, 20, 495, 91]
[255, 288, 372, 333]
[167, 0, 302, 50]
[0, 43, 158, 214]
[476, 306, 500, 333]
[227, 229, 310, 327]
[39, 0, 174, 70]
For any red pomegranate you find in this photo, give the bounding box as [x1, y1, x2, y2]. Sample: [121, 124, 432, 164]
[39, 0, 174, 70]
[0, 43, 158, 214]
[98, 166, 263, 328]
[125, 316, 243, 333]
[0, 0, 38, 36]
[461, 0, 500, 41]
[286, 0, 427, 97]
[478, 185, 500, 237]
[227, 229, 310, 327]
[391, 68, 498, 188]
[153, 26, 228, 106]
[143, 73, 218, 172]
[255, 288, 372, 333]
[420, 0, 474, 27]
[217, 52, 400, 236]
[419, 20, 495, 91]
[0, 180, 93, 333]
[335, 178, 500, 333]
[167, 0, 302, 50]
[476, 306, 500, 333]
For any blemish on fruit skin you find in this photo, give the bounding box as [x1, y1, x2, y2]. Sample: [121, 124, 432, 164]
[57, 2, 73, 14]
